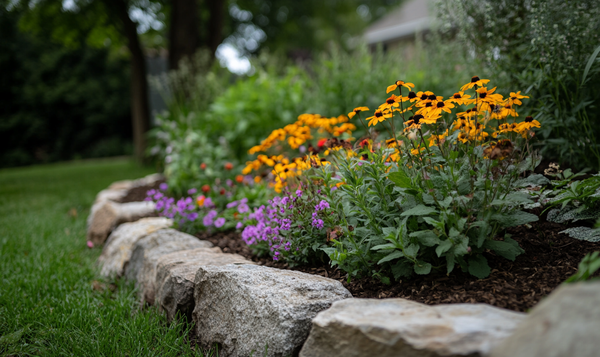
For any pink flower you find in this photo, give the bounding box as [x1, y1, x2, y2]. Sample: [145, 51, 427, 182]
[87, 241, 94, 249]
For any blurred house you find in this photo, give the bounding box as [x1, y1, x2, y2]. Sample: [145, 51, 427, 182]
[364, 0, 431, 53]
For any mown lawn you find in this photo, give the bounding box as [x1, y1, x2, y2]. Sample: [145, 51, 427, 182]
[0, 158, 205, 356]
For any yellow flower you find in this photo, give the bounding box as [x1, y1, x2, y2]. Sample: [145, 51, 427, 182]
[379, 94, 403, 110]
[348, 106, 369, 119]
[411, 146, 426, 155]
[428, 99, 455, 117]
[386, 80, 415, 93]
[508, 91, 529, 106]
[516, 116, 541, 133]
[460, 76, 491, 91]
[448, 91, 473, 106]
[499, 103, 518, 118]
[366, 109, 392, 126]
[475, 87, 504, 104]
[429, 129, 449, 147]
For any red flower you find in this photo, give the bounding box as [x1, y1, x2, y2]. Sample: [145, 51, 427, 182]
[200, 163, 207, 170]
[224, 162, 233, 170]
[219, 188, 226, 195]
[201, 185, 210, 193]
[235, 175, 244, 183]
[317, 138, 327, 148]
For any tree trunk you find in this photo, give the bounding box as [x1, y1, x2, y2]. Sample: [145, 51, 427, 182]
[207, 0, 225, 56]
[104, 0, 151, 162]
[169, 0, 200, 70]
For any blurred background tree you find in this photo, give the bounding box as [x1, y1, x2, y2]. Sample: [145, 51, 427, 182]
[1, 0, 400, 167]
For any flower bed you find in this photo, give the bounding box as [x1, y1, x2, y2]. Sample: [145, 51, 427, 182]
[146, 76, 600, 311]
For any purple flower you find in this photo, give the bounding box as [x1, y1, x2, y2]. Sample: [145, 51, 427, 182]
[159, 183, 168, 191]
[330, 186, 338, 192]
[296, 189, 303, 198]
[315, 200, 330, 211]
[226, 200, 239, 209]
[214, 217, 226, 228]
[226, 179, 233, 187]
[312, 219, 325, 229]
[204, 197, 214, 208]
[187, 188, 197, 195]
[236, 221, 243, 229]
[238, 203, 249, 213]
[147, 189, 156, 196]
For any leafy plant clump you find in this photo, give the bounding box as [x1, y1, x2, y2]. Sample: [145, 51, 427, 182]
[241, 76, 543, 280]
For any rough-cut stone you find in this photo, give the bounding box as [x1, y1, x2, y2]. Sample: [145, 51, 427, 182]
[192, 264, 352, 357]
[300, 298, 526, 357]
[97, 217, 173, 277]
[87, 201, 156, 245]
[125, 229, 213, 305]
[491, 281, 600, 357]
[155, 249, 252, 321]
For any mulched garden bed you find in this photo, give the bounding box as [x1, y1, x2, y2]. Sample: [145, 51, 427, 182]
[117, 180, 165, 203]
[197, 211, 600, 312]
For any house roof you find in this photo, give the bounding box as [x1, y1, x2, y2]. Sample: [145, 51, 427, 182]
[364, 0, 431, 44]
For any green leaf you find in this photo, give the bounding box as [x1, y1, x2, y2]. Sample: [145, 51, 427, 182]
[468, 255, 491, 279]
[410, 230, 440, 247]
[404, 243, 420, 258]
[371, 243, 397, 251]
[392, 260, 413, 279]
[457, 178, 471, 195]
[377, 250, 404, 264]
[439, 196, 453, 208]
[388, 171, 413, 188]
[382, 227, 396, 238]
[483, 237, 524, 261]
[582, 44, 600, 86]
[491, 211, 539, 228]
[423, 216, 444, 230]
[414, 260, 432, 275]
[401, 204, 438, 217]
[446, 252, 456, 274]
[0, 325, 29, 345]
[436, 239, 453, 257]
[449, 227, 460, 238]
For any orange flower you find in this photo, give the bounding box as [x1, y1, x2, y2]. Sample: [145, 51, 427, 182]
[196, 195, 206, 206]
[200, 163, 207, 170]
[235, 175, 244, 183]
[201, 185, 210, 193]
[224, 162, 233, 170]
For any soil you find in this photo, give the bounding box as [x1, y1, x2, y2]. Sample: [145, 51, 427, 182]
[197, 210, 600, 312]
[117, 180, 165, 203]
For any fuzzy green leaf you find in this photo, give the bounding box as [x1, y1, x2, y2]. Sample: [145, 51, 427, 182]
[468, 255, 491, 279]
[414, 260, 432, 275]
[446, 252, 456, 274]
[436, 239, 453, 257]
[491, 211, 539, 228]
[410, 230, 440, 247]
[401, 204, 438, 217]
[388, 171, 413, 188]
[377, 250, 405, 264]
[404, 243, 420, 258]
[371, 243, 397, 251]
[392, 260, 413, 279]
[483, 237, 524, 261]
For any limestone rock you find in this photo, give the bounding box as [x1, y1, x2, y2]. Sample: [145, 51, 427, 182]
[155, 249, 251, 321]
[124, 229, 213, 305]
[300, 298, 525, 357]
[490, 281, 600, 357]
[97, 217, 173, 277]
[192, 264, 352, 357]
[87, 200, 156, 245]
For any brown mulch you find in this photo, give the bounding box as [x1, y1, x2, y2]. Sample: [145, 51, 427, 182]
[197, 212, 600, 312]
[117, 180, 165, 203]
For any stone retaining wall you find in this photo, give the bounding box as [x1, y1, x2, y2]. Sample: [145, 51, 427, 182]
[89, 176, 600, 357]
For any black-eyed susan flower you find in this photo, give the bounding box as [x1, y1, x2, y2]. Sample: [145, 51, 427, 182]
[379, 94, 402, 110]
[404, 114, 423, 131]
[366, 109, 392, 126]
[476, 87, 504, 104]
[460, 76, 491, 91]
[386, 80, 415, 93]
[407, 91, 418, 102]
[448, 91, 473, 106]
[508, 91, 529, 106]
[428, 99, 455, 117]
[499, 103, 518, 118]
[516, 116, 541, 133]
[348, 106, 369, 119]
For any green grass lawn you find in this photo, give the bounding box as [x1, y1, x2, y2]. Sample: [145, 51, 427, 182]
[0, 158, 206, 356]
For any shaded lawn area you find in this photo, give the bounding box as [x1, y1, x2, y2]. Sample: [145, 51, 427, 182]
[0, 158, 204, 356]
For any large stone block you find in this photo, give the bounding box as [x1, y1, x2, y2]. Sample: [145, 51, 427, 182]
[155, 249, 251, 322]
[491, 281, 600, 357]
[192, 264, 352, 357]
[300, 298, 525, 357]
[124, 228, 213, 305]
[87, 201, 156, 245]
[97, 217, 173, 277]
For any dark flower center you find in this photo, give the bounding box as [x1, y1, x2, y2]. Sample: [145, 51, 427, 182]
[354, 109, 362, 113]
[425, 102, 432, 107]
[471, 76, 480, 82]
[375, 112, 383, 117]
[428, 94, 436, 100]
[386, 98, 395, 104]
[284, 168, 289, 172]
[413, 114, 424, 124]
[479, 92, 487, 99]
[408, 91, 417, 99]
[525, 116, 533, 122]
[436, 102, 445, 108]
[453, 93, 461, 99]
[362, 154, 369, 160]
[420, 94, 428, 100]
